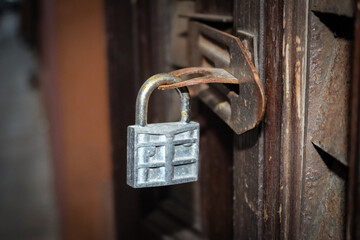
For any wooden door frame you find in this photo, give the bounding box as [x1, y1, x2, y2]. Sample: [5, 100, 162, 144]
[103, 0, 285, 238]
[104, 0, 352, 239]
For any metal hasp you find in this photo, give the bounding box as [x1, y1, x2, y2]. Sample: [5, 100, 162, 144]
[188, 21, 265, 135]
[158, 67, 239, 90]
[127, 74, 200, 188]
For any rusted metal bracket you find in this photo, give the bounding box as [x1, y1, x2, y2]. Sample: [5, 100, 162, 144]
[158, 67, 238, 90]
[163, 22, 265, 135]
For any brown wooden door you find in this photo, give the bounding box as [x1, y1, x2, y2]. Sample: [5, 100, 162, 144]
[104, 0, 353, 239]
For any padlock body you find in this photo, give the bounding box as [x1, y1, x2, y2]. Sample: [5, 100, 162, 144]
[127, 121, 199, 188]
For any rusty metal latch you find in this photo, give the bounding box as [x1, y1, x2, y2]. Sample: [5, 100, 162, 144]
[158, 67, 238, 90]
[158, 22, 265, 135]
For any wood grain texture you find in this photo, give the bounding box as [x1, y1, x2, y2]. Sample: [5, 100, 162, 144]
[347, 0, 360, 238]
[263, 1, 283, 239]
[233, 1, 264, 239]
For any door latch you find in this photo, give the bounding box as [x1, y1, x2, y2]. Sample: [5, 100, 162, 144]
[161, 22, 265, 135]
[127, 23, 266, 188]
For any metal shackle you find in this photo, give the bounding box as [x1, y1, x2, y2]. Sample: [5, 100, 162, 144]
[135, 73, 191, 126]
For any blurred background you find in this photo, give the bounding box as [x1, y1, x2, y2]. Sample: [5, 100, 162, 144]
[0, 0, 58, 239]
[0, 0, 114, 239]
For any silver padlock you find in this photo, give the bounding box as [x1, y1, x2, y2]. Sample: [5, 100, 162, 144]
[127, 73, 200, 188]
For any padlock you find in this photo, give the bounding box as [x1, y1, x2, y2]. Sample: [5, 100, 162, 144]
[127, 73, 200, 188]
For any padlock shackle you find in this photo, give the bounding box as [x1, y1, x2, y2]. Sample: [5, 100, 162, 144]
[135, 73, 191, 126]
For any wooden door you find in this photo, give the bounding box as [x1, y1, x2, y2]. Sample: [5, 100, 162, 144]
[104, 0, 353, 239]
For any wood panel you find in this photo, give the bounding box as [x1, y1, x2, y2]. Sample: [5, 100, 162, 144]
[263, 1, 283, 239]
[347, 0, 360, 238]
[233, 1, 265, 239]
